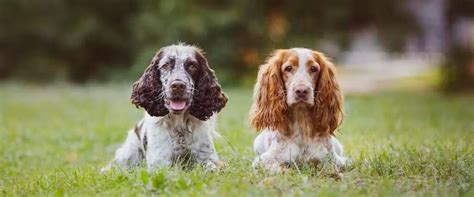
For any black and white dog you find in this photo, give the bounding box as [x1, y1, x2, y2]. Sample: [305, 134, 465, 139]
[102, 44, 227, 172]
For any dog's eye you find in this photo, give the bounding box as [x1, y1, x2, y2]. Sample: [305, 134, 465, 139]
[284, 66, 293, 72]
[310, 65, 319, 73]
[161, 63, 170, 69]
[187, 63, 197, 72]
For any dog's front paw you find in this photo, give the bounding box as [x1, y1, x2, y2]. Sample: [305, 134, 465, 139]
[334, 156, 352, 173]
[253, 157, 287, 173]
[100, 163, 113, 174]
[202, 160, 219, 172]
[252, 157, 262, 169]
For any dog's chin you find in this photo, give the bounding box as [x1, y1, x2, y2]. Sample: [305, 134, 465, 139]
[165, 99, 190, 114]
[288, 99, 314, 108]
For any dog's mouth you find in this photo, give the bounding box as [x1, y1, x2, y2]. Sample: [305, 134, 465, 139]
[165, 99, 190, 113]
[170, 100, 186, 110]
[289, 99, 314, 107]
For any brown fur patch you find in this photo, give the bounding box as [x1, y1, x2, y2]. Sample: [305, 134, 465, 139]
[250, 50, 290, 135]
[250, 49, 343, 138]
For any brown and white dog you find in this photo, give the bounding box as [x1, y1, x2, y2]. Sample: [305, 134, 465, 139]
[250, 48, 349, 173]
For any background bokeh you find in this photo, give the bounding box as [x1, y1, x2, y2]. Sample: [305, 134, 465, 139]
[1, 1, 474, 195]
[1, 0, 473, 91]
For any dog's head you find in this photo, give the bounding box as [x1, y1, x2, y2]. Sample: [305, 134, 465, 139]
[131, 44, 227, 120]
[250, 48, 343, 137]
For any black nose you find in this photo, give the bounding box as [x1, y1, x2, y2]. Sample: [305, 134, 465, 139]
[171, 81, 186, 93]
[295, 87, 309, 98]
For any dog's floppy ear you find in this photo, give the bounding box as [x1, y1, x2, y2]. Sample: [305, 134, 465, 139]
[189, 50, 228, 121]
[312, 51, 343, 137]
[250, 50, 290, 135]
[130, 51, 169, 117]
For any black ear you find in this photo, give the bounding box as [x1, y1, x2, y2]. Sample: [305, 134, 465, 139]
[130, 51, 169, 117]
[189, 51, 228, 121]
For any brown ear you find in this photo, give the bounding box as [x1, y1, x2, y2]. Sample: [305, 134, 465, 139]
[312, 51, 343, 137]
[250, 50, 289, 135]
[130, 51, 169, 117]
[189, 50, 228, 121]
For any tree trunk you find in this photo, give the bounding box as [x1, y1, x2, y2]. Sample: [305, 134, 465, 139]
[443, 18, 474, 92]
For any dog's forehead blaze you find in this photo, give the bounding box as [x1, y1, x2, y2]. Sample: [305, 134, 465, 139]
[159, 45, 199, 65]
[295, 48, 318, 65]
[278, 49, 320, 84]
[280, 49, 318, 69]
[282, 50, 319, 68]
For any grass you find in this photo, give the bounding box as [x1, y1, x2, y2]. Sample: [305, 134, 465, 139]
[0, 83, 473, 196]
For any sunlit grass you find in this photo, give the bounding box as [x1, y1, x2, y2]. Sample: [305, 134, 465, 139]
[0, 84, 473, 196]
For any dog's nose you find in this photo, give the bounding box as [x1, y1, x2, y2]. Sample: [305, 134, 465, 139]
[171, 81, 186, 93]
[295, 87, 310, 99]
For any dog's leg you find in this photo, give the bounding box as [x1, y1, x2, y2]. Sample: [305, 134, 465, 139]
[329, 136, 350, 173]
[252, 130, 300, 173]
[253, 130, 274, 156]
[101, 128, 144, 173]
[190, 129, 220, 171]
[145, 128, 174, 172]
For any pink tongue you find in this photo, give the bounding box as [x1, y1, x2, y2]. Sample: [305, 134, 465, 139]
[169, 100, 186, 110]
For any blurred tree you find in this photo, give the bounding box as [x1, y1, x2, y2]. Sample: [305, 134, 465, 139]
[0, 0, 138, 82]
[443, 0, 474, 92]
[131, 0, 417, 85]
[0, 0, 423, 85]
[131, 0, 266, 85]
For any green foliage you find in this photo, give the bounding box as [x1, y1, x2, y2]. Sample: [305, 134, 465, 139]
[0, 0, 416, 85]
[443, 0, 474, 92]
[442, 47, 474, 92]
[0, 0, 139, 82]
[0, 84, 473, 195]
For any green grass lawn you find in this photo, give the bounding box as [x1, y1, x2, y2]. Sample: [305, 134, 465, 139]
[0, 83, 473, 196]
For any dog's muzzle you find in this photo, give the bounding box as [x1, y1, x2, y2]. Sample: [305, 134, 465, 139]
[166, 80, 192, 113]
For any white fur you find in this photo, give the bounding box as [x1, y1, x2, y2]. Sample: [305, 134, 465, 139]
[285, 48, 317, 106]
[252, 129, 349, 173]
[102, 112, 220, 172]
